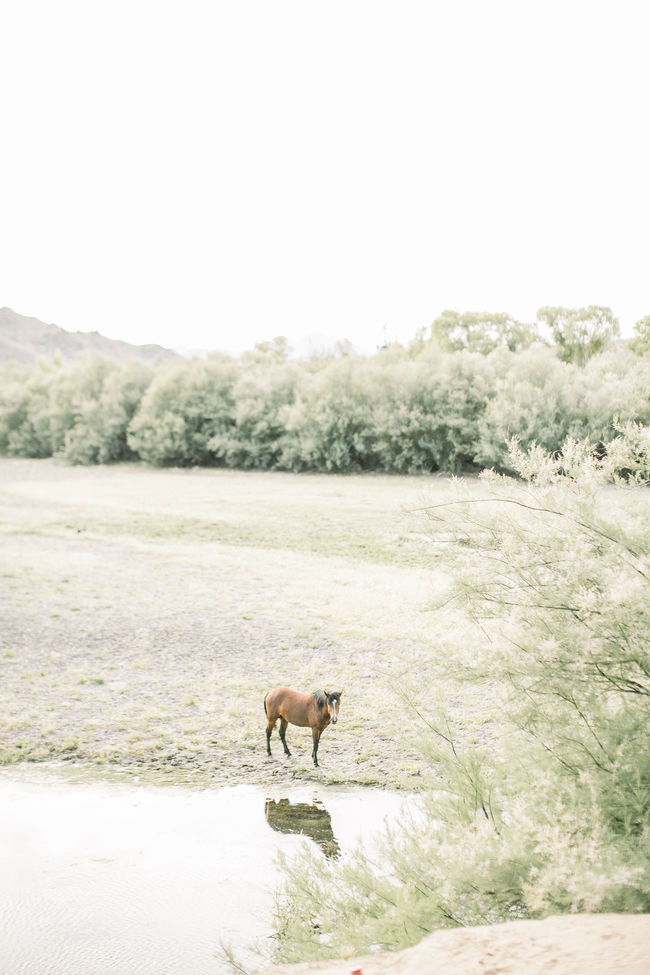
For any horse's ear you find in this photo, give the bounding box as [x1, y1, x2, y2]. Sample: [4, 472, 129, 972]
[324, 689, 329, 697]
[338, 689, 344, 696]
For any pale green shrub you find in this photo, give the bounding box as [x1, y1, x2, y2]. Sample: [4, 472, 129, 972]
[271, 426, 650, 963]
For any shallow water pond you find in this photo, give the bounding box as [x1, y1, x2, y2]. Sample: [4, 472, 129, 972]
[0, 767, 410, 975]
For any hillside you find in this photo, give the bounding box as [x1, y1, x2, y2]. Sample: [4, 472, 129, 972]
[0, 308, 179, 365]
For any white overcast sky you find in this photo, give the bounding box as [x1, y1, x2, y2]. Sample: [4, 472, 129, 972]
[1, 1, 648, 355]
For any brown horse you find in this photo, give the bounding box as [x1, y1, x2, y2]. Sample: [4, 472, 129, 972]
[264, 687, 343, 767]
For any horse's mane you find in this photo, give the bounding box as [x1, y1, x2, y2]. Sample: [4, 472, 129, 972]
[314, 690, 341, 708]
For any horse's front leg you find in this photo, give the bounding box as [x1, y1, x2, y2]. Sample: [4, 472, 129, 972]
[279, 718, 291, 757]
[312, 728, 321, 767]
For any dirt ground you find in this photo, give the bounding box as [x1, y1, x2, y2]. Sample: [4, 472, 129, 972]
[262, 914, 650, 975]
[0, 458, 455, 790]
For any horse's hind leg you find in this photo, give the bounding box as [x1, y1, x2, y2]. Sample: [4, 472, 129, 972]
[279, 718, 291, 757]
[266, 712, 277, 756]
[266, 722, 274, 756]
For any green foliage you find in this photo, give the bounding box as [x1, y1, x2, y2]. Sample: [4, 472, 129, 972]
[0, 356, 140, 461]
[271, 428, 650, 963]
[430, 310, 539, 354]
[276, 348, 491, 474]
[248, 335, 292, 363]
[629, 315, 650, 356]
[62, 361, 154, 463]
[209, 359, 302, 469]
[474, 346, 582, 469]
[372, 348, 490, 473]
[280, 356, 382, 472]
[474, 346, 650, 471]
[580, 349, 650, 438]
[537, 305, 620, 366]
[1, 324, 648, 474]
[0, 364, 53, 457]
[126, 357, 238, 466]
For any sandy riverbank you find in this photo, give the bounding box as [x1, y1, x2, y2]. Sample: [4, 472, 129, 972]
[262, 914, 650, 975]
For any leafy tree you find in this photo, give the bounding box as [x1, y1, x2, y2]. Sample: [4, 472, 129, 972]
[580, 348, 650, 440]
[629, 315, 650, 356]
[246, 335, 292, 364]
[279, 356, 381, 472]
[47, 356, 115, 455]
[475, 346, 650, 471]
[0, 356, 114, 458]
[0, 365, 53, 456]
[62, 361, 153, 464]
[272, 427, 650, 963]
[209, 359, 303, 469]
[474, 346, 585, 470]
[371, 347, 491, 473]
[364, 357, 443, 473]
[537, 305, 620, 366]
[430, 310, 539, 354]
[127, 357, 239, 466]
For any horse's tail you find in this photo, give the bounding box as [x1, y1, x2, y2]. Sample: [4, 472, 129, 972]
[263, 693, 268, 716]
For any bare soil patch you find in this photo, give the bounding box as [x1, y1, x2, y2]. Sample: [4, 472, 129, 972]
[0, 458, 450, 789]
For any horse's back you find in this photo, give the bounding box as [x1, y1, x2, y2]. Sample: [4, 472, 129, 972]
[266, 686, 295, 709]
[266, 687, 314, 727]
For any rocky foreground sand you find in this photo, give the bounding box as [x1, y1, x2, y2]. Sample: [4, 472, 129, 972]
[262, 914, 649, 975]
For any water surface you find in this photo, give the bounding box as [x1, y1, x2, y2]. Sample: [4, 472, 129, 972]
[0, 767, 408, 975]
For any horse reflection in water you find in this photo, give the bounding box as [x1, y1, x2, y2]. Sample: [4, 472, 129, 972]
[265, 798, 341, 859]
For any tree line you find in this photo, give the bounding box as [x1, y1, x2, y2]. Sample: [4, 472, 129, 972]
[1, 306, 649, 473]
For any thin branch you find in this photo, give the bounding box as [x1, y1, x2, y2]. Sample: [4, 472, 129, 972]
[554, 690, 615, 763]
[593, 663, 650, 696]
[413, 496, 647, 575]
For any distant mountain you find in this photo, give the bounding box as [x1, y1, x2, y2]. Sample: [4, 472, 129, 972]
[0, 308, 180, 365]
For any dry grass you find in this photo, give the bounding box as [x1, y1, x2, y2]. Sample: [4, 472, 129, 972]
[0, 458, 465, 789]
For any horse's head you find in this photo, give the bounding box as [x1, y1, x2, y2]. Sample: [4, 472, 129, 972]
[324, 690, 343, 724]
